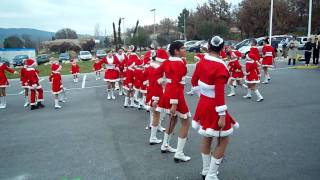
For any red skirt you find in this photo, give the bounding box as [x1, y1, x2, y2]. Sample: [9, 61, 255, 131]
[124, 69, 134, 90]
[104, 69, 119, 82]
[52, 82, 62, 94]
[156, 84, 191, 119]
[0, 80, 9, 87]
[262, 57, 273, 67]
[146, 83, 163, 107]
[245, 72, 260, 84]
[231, 70, 244, 80]
[192, 95, 238, 137]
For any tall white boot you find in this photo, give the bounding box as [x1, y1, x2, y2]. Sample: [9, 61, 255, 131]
[24, 96, 29, 107]
[59, 90, 66, 103]
[241, 83, 248, 89]
[174, 137, 191, 162]
[243, 89, 252, 99]
[130, 97, 137, 108]
[227, 85, 235, 97]
[107, 89, 111, 100]
[161, 133, 177, 153]
[267, 73, 271, 80]
[262, 75, 269, 84]
[158, 112, 166, 132]
[146, 110, 153, 130]
[149, 126, 162, 145]
[119, 85, 123, 96]
[111, 89, 116, 99]
[124, 97, 129, 108]
[205, 157, 223, 180]
[254, 89, 264, 102]
[54, 99, 62, 109]
[201, 153, 211, 179]
[133, 90, 138, 102]
[0, 97, 5, 109]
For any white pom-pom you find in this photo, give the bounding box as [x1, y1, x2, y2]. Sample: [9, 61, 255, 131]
[210, 36, 224, 47]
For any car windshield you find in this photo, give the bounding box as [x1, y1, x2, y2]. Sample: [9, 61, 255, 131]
[60, 53, 69, 57]
[15, 55, 28, 59]
[81, 52, 90, 55]
[97, 50, 105, 54]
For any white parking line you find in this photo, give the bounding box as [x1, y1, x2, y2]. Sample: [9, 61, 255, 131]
[82, 74, 87, 88]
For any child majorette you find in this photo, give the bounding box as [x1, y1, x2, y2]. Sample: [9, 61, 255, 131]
[20, 61, 29, 107]
[123, 45, 140, 108]
[115, 48, 128, 96]
[133, 56, 146, 109]
[250, 39, 261, 65]
[243, 53, 264, 102]
[93, 58, 102, 80]
[156, 41, 191, 162]
[0, 60, 16, 109]
[191, 36, 239, 180]
[25, 59, 45, 110]
[227, 50, 247, 97]
[261, 38, 275, 84]
[100, 50, 120, 100]
[49, 63, 66, 109]
[70, 59, 80, 83]
[145, 48, 168, 144]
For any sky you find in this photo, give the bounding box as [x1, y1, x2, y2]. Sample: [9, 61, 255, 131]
[0, 0, 242, 35]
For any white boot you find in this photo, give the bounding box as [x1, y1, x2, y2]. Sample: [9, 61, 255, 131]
[205, 157, 223, 180]
[267, 73, 271, 80]
[130, 97, 137, 108]
[227, 85, 235, 97]
[149, 126, 162, 145]
[174, 137, 191, 162]
[201, 153, 211, 178]
[73, 78, 76, 83]
[243, 89, 252, 99]
[111, 89, 116, 100]
[124, 97, 129, 108]
[242, 84, 248, 89]
[262, 76, 269, 84]
[161, 133, 177, 153]
[54, 99, 62, 109]
[0, 97, 5, 109]
[107, 90, 111, 100]
[24, 96, 29, 107]
[119, 86, 123, 96]
[59, 91, 66, 103]
[254, 89, 264, 102]
[158, 112, 166, 132]
[146, 110, 153, 130]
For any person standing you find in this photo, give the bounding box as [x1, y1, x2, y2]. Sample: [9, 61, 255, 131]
[191, 36, 239, 180]
[304, 38, 313, 66]
[0, 59, 16, 109]
[115, 48, 128, 95]
[261, 38, 275, 84]
[20, 61, 29, 107]
[312, 37, 320, 65]
[70, 59, 80, 83]
[49, 63, 65, 109]
[288, 36, 299, 66]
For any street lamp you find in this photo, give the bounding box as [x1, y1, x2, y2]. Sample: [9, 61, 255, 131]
[269, 0, 273, 44]
[150, 9, 156, 35]
[307, 0, 312, 37]
[184, 12, 187, 41]
[121, 17, 126, 46]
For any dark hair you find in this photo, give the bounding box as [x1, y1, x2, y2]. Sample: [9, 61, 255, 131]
[208, 37, 224, 53]
[169, 41, 184, 56]
[264, 38, 270, 44]
[251, 39, 257, 45]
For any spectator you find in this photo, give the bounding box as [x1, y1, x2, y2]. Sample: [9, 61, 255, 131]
[312, 37, 319, 65]
[304, 38, 312, 66]
[288, 36, 299, 65]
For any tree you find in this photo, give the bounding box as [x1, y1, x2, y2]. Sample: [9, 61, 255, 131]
[112, 22, 117, 46]
[118, 18, 122, 48]
[128, 27, 151, 48]
[81, 39, 95, 51]
[177, 9, 190, 33]
[3, 36, 24, 48]
[55, 28, 78, 39]
[104, 36, 111, 48]
[21, 34, 36, 49]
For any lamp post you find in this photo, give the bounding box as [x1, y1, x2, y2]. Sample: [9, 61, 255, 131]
[150, 9, 156, 35]
[269, 0, 273, 44]
[307, 0, 312, 37]
[184, 13, 187, 41]
[121, 17, 126, 46]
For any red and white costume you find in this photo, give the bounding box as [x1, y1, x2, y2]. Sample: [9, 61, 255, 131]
[228, 51, 244, 80]
[70, 63, 80, 75]
[194, 53, 205, 61]
[25, 59, 44, 105]
[93, 61, 102, 72]
[115, 53, 128, 80]
[124, 53, 139, 90]
[262, 44, 275, 68]
[133, 58, 145, 92]
[101, 55, 120, 82]
[220, 50, 227, 61]
[20, 66, 29, 88]
[245, 53, 260, 84]
[49, 64, 63, 94]
[250, 46, 261, 64]
[191, 54, 238, 137]
[0, 63, 14, 87]
[156, 56, 191, 119]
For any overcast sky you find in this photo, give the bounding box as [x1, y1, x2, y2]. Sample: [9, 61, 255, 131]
[0, 0, 242, 35]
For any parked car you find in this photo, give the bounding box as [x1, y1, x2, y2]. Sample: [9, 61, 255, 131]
[0, 57, 10, 67]
[59, 53, 70, 62]
[184, 40, 198, 49]
[78, 51, 93, 61]
[96, 50, 107, 59]
[187, 40, 206, 52]
[224, 40, 238, 49]
[234, 39, 251, 50]
[238, 37, 265, 58]
[36, 54, 49, 65]
[12, 55, 28, 67]
[297, 36, 308, 50]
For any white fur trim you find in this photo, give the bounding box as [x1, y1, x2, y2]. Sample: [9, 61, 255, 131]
[168, 56, 183, 62]
[198, 80, 215, 89]
[245, 80, 260, 84]
[215, 105, 227, 113]
[204, 54, 228, 70]
[52, 90, 62, 95]
[152, 96, 159, 101]
[104, 78, 120, 82]
[170, 99, 178, 104]
[156, 107, 191, 119]
[192, 120, 236, 137]
[230, 77, 244, 80]
[0, 85, 8, 87]
[155, 57, 166, 62]
[140, 89, 147, 94]
[261, 64, 273, 68]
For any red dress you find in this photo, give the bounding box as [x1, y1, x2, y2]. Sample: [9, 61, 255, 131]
[262, 45, 275, 67]
[100, 56, 120, 82]
[228, 51, 244, 80]
[49, 72, 62, 94]
[191, 54, 238, 137]
[115, 53, 128, 80]
[93, 62, 102, 72]
[145, 61, 164, 108]
[245, 53, 260, 84]
[70, 64, 80, 75]
[156, 57, 191, 119]
[220, 50, 227, 61]
[124, 53, 139, 90]
[20, 67, 29, 88]
[0, 63, 14, 87]
[26, 68, 44, 104]
[250, 46, 261, 63]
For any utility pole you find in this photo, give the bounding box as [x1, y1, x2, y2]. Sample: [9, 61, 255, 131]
[184, 13, 187, 41]
[121, 17, 126, 46]
[307, 0, 312, 37]
[269, 0, 273, 44]
[150, 9, 156, 35]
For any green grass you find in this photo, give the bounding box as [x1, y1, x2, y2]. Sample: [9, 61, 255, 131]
[5, 52, 197, 79]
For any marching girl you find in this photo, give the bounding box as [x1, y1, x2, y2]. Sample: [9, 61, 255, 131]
[261, 38, 275, 84]
[93, 58, 102, 80]
[115, 48, 128, 96]
[123, 45, 139, 108]
[49, 63, 65, 109]
[70, 59, 80, 83]
[250, 39, 261, 65]
[243, 53, 264, 102]
[133, 57, 145, 108]
[100, 50, 120, 100]
[191, 36, 239, 180]
[0, 60, 16, 109]
[20, 61, 29, 107]
[227, 50, 247, 97]
[25, 59, 45, 110]
[156, 41, 191, 162]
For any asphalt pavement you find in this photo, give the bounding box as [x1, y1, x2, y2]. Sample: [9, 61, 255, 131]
[0, 60, 320, 180]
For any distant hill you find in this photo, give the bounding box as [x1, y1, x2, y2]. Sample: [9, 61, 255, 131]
[0, 28, 55, 47]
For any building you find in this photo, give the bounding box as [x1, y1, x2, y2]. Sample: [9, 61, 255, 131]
[0, 48, 36, 63]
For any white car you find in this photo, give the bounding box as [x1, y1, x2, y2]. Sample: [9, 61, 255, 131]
[238, 37, 265, 58]
[78, 51, 92, 61]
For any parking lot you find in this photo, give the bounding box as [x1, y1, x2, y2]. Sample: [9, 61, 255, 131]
[1, 60, 320, 180]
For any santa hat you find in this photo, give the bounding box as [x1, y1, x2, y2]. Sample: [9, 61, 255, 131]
[25, 59, 36, 67]
[155, 49, 168, 62]
[51, 63, 62, 73]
